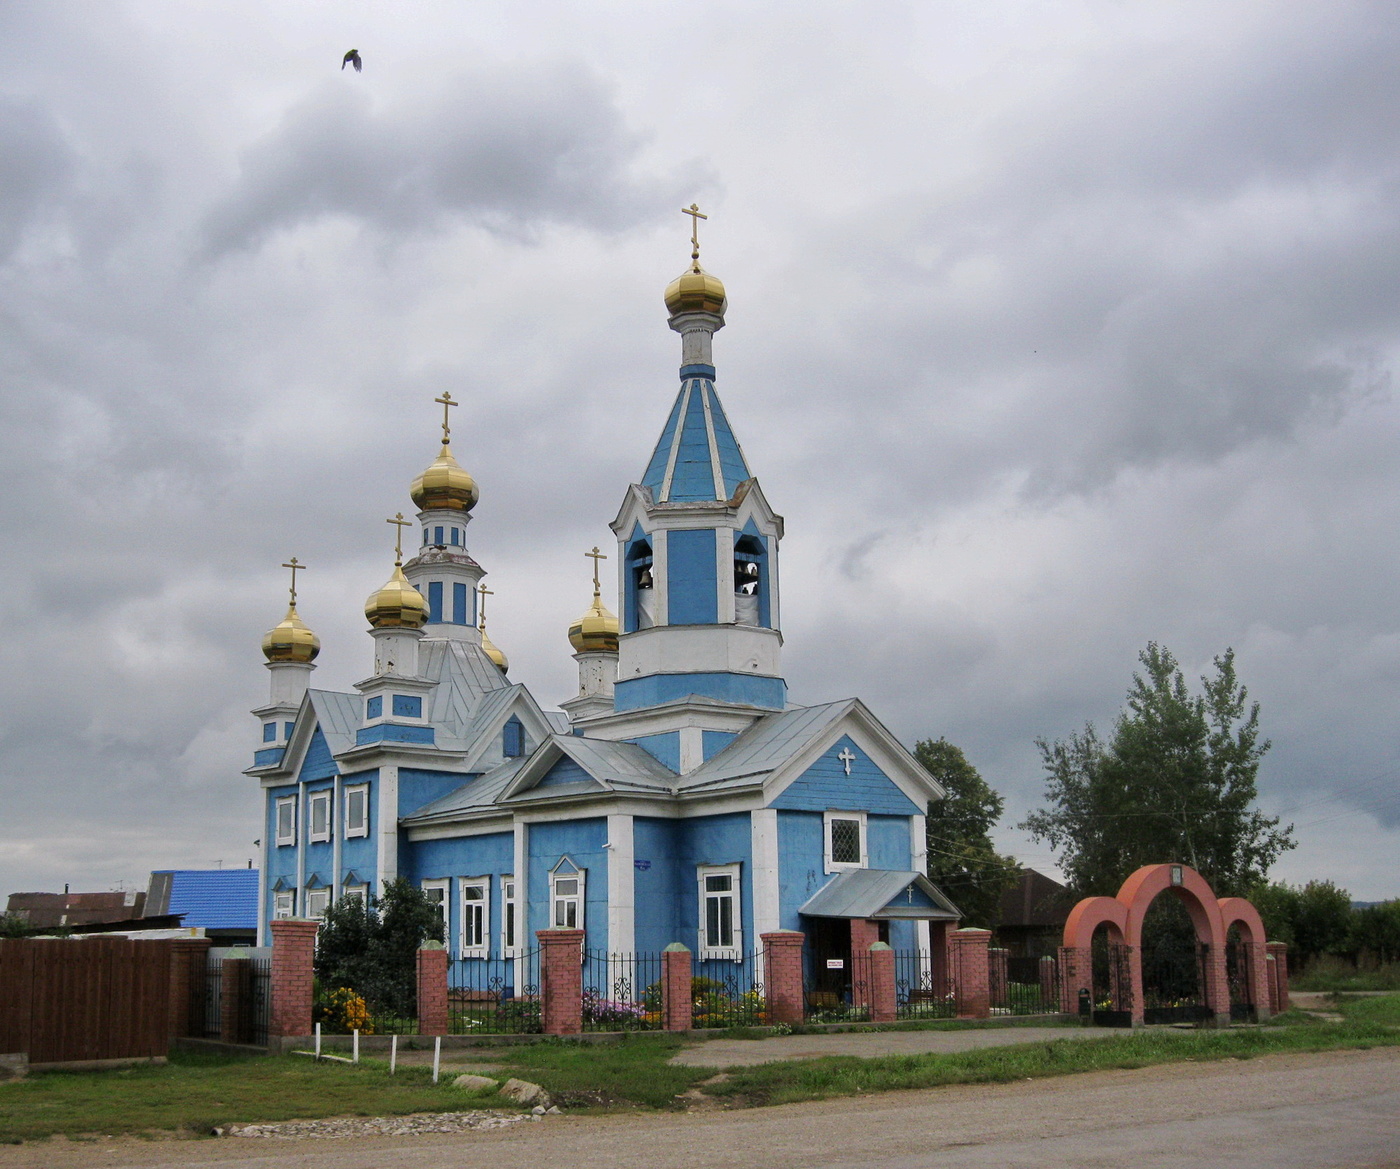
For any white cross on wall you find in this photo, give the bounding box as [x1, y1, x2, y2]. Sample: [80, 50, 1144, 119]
[838, 747, 856, 775]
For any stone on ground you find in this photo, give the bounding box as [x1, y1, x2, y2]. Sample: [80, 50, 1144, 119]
[500, 1077, 551, 1107]
[452, 1073, 498, 1092]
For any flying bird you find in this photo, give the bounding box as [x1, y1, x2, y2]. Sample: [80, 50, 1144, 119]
[342, 49, 362, 72]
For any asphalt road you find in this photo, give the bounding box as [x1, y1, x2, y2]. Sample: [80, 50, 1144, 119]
[3, 1047, 1396, 1169]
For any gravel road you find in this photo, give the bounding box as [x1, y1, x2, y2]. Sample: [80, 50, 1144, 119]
[2, 1047, 1395, 1169]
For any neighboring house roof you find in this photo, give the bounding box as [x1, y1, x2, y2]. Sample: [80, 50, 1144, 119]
[799, 869, 962, 921]
[997, 867, 1074, 930]
[5, 890, 146, 928]
[145, 869, 259, 931]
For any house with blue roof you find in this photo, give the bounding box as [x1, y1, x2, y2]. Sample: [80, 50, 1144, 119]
[247, 220, 962, 989]
[144, 869, 259, 945]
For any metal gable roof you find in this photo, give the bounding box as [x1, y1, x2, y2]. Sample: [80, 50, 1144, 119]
[798, 869, 961, 921]
[154, 869, 260, 931]
[418, 638, 512, 732]
[507, 735, 677, 800]
[676, 700, 853, 791]
[306, 690, 361, 757]
[401, 757, 527, 822]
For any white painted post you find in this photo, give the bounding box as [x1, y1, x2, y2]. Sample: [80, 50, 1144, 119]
[389, 1034, 398, 1075]
[432, 1036, 441, 1083]
[314, 1021, 322, 1059]
[352, 1029, 360, 1064]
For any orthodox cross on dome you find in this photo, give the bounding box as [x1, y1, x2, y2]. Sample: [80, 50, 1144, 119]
[682, 203, 707, 269]
[281, 557, 306, 605]
[585, 546, 607, 597]
[838, 746, 856, 776]
[386, 512, 412, 565]
[434, 391, 457, 446]
[478, 583, 494, 629]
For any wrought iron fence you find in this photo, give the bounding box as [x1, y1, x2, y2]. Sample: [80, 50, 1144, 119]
[249, 958, 271, 1045]
[449, 950, 542, 1035]
[200, 961, 223, 1039]
[1091, 938, 1135, 1026]
[893, 949, 957, 1020]
[1142, 941, 1213, 1025]
[581, 949, 664, 1031]
[997, 955, 1060, 1015]
[804, 946, 873, 1022]
[1227, 940, 1257, 1022]
[691, 949, 767, 1028]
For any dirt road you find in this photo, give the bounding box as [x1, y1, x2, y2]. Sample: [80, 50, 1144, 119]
[3, 1047, 1396, 1169]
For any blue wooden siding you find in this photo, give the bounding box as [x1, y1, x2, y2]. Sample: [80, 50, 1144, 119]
[535, 756, 600, 789]
[614, 671, 785, 711]
[867, 814, 912, 870]
[526, 819, 608, 951]
[628, 732, 680, 772]
[769, 735, 921, 815]
[631, 814, 752, 953]
[701, 730, 737, 760]
[298, 728, 338, 783]
[776, 811, 826, 930]
[666, 528, 718, 624]
[632, 818, 681, 952]
[405, 831, 514, 959]
[399, 768, 473, 817]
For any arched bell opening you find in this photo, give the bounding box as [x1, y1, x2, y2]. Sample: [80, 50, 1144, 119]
[625, 536, 655, 631]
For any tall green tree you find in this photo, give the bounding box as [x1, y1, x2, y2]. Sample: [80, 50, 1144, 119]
[314, 878, 444, 1016]
[915, 737, 1018, 928]
[1020, 643, 1293, 898]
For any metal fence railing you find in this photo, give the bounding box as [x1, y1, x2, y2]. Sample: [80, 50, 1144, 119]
[691, 949, 767, 1028]
[996, 954, 1060, 1015]
[249, 958, 271, 1045]
[200, 961, 223, 1039]
[449, 950, 542, 1035]
[582, 950, 664, 1031]
[893, 950, 957, 1020]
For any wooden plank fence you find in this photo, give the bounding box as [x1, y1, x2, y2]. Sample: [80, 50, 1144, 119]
[0, 937, 205, 1065]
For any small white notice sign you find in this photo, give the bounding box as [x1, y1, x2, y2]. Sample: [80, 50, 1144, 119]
[825, 958, 844, 969]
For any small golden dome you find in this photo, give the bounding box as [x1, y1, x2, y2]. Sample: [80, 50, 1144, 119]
[262, 603, 321, 663]
[479, 625, 508, 673]
[664, 263, 727, 316]
[410, 443, 479, 513]
[568, 592, 619, 654]
[364, 565, 429, 629]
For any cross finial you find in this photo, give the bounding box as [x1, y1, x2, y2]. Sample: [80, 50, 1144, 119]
[682, 203, 707, 270]
[585, 546, 607, 596]
[433, 391, 457, 447]
[281, 557, 306, 606]
[477, 582, 494, 628]
[386, 512, 412, 565]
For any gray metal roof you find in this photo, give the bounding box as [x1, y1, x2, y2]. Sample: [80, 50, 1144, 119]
[403, 757, 527, 822]
[507, 735, 676, 800]
[307, 690, 361, 757]
[419, 637, 512, 733]
[676, 700, 853, 792]
[798, 869, 961, 921]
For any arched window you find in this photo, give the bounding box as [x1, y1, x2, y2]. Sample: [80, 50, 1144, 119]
[502, 716, 525, 758]
[733, 533, 767, 626]
[625, 536, 655, 632]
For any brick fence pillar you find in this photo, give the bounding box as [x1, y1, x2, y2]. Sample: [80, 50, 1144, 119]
[662, 943, 693, 1032]
[1265, 941, 1290, 1013]
[868, 942, 896, 1023]
[417, 942, 449, 1036]
[269, 919, 319, 1040]
[221, 953, 252, 1044]
[537, 929, 585, 1035]
[167, 938, 211, 1038]
[1058, 945, 1090, 1016]
[951, 928, 993, 1019]
[1203, 940, 1231, 1027]
[762, 930, 806, 1025]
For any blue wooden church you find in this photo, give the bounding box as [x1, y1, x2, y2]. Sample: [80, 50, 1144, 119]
[249, 220, 961, 973]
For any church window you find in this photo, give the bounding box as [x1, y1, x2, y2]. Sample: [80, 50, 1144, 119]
[344, 784, 369, 838]
[308, 790, 332, 843]
[452, 582, 468, 624]
[458, 878, 489, 957]
[275, 797, 297, 846]
[423, 528, 430, 547]
[366, 695, 383, 721]
[434, 526, 445, 547]
[392, 694, 423, 719]
[427, 581, 444, 623]
[824, 810, 867, 872]
[305, 887, 329, 919]
[733, 534, 766, 627]
[273, 891, 294, 919]
[450, 527, 461, 546]
[503, 716, 525, 758]
[697, 864, 742, 959]
[625, 537, 655, 631]
[341, 883, 369, 906]
[263, 722, 277, 743]
[500, 875, 519, 956]
[551, 870, 584, 930]
[421, 878, 449, 937]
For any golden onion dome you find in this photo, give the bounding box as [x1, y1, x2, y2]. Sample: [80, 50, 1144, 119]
[410, 442, 479, 513]
[664, 263, 727, 316]
[364, 564, 429, 629]
[568, 592, 619, 654]
[262, 603, 321, 663]
[479, 625, 508, 673]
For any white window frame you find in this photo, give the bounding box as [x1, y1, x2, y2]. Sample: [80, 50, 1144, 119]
[500, 875, 520, 957]
[307, 789, 332, 843]
[341, 883, 369, 906]
[697, 863, 743, 960]
[343, 783, 369, 838]
[421, 878, 450, 938]
[824, 809, 868, 873]
[458, 877, 489, 958]
[305, 887, 329, 919]
[275, 796, 297, 846]
[550, 868, 585, 930]
[273, 891, 295, 919]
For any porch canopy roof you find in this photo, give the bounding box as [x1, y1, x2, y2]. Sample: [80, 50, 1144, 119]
[799, 869, 962, 921]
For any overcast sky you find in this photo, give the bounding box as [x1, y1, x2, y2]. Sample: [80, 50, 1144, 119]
[3, 2, 1399, 903]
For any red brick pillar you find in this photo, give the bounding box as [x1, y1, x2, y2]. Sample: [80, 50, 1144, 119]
[762, 930, 806, 1025]
[1038, 955, 1057, 1012]
[662, 943, 693, 1032]
[537, 929, 585, 1035]
[1265, 941, 1290, 1013]
[1203, 941, 1231, 1027]
[929, 921, 954, 999]
[416, 943, 449, 1036]
[868, 942, 896, 1023]
[221, 953, 252, 1043]
[269, 919, 319, 1040]
[1058, 945, 1090, 1015]
[951, 928, 992, 1019]
[167, 938, 211, 1038]
[1123, 945, 1143, 1027]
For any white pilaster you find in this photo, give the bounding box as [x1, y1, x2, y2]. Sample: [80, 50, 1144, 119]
[751, 808, 780, 937]
[679, 727, 703, 773]
[911, 813, 931, 959]
[256, 825, 269, 946]
[513, 820, 527, 939]
[606, 813, 635, 955]
[295, 781, 306, 913]
[376, 765, 399, 889]
[332, 776, 343, 902]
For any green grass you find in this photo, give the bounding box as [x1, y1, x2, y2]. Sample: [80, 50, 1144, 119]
[0, 1050, 512, 1144]
[1291, 956, 1400, 992]
[489, 1033, 709, 1109]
